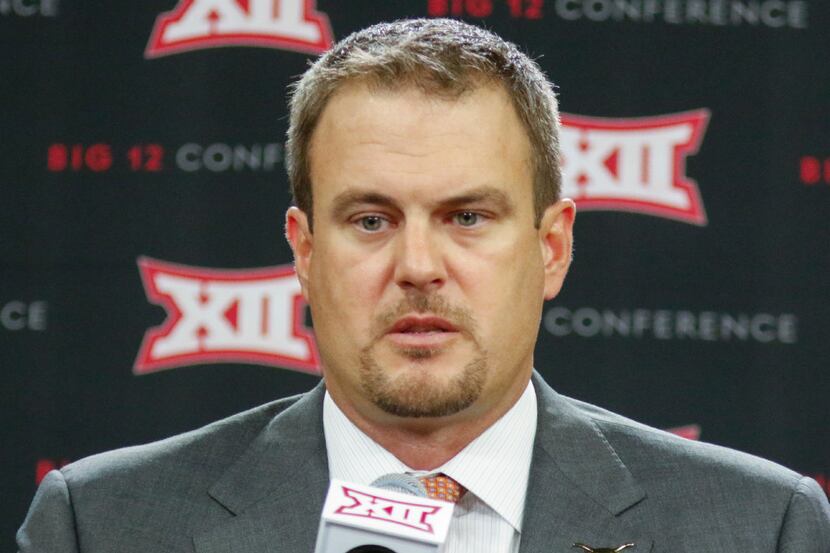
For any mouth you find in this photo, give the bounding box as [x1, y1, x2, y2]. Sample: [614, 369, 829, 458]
[390, 316, 458, 334]
[385, 315, 460, 348]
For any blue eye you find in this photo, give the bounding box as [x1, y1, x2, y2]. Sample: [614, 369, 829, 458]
[454, 212, 480, 227]
[359, 215, 385, 231]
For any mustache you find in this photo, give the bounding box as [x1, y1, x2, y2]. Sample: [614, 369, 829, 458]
[372, 295, 477, 339]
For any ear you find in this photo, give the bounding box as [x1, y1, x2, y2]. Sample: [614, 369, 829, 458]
[539, 199, 575, 300]
[285, 206, 313, 301]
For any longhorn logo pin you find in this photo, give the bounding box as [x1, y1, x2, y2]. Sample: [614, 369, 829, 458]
[573, 543, 635, 553]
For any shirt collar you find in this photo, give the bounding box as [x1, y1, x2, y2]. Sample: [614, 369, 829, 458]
[323, 380, 537, 532]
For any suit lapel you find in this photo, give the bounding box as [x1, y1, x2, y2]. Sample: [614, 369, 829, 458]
[191, 374, 654, 553]
[520, 374, 653, 553]
[194, 382, 329, 553]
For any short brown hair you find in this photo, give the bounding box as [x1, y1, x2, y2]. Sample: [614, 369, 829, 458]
[285, 18, 561, 229]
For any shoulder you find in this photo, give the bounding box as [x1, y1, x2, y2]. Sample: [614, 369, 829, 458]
[61, 392, 305, 491]
[532, 373, 806, 498]
[564, 394, 830, 535]
[532, 374, 830, 546]
[19, 392, 314, 553]
[567, 395, 804, 496]
[573, 397, 830, 545]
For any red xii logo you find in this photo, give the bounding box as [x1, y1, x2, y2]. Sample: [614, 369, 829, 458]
[145, 0, 334, 58]
[135, 257, 319, 374]
[561, 110, 710, 226]
[335, 486, 442, 534]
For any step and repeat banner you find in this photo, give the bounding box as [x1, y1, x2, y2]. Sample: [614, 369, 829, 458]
[2, 1, 828, 547]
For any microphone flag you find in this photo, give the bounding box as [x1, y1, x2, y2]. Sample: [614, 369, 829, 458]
[314, 478, 455, 553]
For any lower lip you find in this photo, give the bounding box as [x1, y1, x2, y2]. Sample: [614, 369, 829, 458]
[385, 331, 459, 348]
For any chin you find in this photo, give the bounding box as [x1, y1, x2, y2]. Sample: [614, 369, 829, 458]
[359, 350, 487, 418]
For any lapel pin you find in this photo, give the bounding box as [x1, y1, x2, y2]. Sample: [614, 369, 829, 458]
[573, 543, 635, 553]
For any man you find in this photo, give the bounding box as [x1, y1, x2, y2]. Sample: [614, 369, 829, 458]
[18, 18, 830, 553]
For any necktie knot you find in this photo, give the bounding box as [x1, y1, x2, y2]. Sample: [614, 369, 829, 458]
[418, 473, 466, 503]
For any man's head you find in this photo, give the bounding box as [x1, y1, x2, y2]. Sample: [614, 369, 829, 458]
[285, 19, 574, 436]
[286, 18, 562, 230]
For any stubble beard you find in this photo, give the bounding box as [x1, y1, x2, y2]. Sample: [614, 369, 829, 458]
[359, 349, 487, 418]
[358, 295, 488, 418]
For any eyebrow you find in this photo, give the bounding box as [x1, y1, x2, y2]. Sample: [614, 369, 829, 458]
[329, 186, 516, 220]
[441, 188, 515, 213]
[330, 191, 397, 220]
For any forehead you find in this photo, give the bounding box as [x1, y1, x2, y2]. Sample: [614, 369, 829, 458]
[308, 81, 534, 210]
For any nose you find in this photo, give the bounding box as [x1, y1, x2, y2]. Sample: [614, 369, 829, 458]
[393, 220, 446, 293]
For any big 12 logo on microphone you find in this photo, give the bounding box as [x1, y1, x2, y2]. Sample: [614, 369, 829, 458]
[145, 0, 334, 58]
[336, 486, 443, 534]
[317, 479, 454, 552]
[135, 257, 319, 374]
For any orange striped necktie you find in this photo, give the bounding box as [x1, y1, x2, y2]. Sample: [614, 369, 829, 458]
[418, 473, 466, 503]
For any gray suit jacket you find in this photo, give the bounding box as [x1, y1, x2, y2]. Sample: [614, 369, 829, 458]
[17, 373, 830, 552]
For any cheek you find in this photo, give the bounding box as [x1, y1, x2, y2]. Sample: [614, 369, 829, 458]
[308, 245, 387, 331]
[454, 233, 543, 297]
[339, 248, 393, 308]
[457, 240, 544, 334]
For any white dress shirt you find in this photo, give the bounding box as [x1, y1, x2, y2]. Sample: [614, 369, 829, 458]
[324, 381, 538, 553]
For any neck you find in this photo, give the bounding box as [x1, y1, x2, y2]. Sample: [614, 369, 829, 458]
[358, 417, 488, 470]
[328, 377, 529, 470]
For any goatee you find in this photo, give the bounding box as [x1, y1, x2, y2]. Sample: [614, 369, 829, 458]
[359, 295, 487, 418]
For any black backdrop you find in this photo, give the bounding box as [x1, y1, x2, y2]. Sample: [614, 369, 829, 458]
[3, 1, 829, 548]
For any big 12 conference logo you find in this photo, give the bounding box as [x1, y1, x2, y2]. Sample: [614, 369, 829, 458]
[135, 257, 319, 374]
[145, 0, 334, 58]
[561, 110, 710, 225]
[336, 486, 442, 534]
